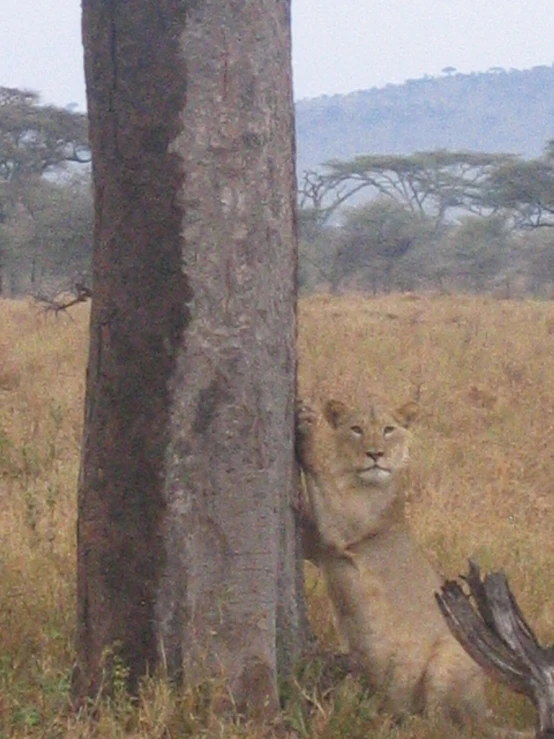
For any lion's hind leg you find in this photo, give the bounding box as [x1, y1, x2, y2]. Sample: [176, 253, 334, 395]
[423, 637, 488, 730]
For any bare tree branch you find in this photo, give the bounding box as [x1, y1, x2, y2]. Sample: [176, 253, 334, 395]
[436, 560, 554, 738]
[34, 282, 92, 318]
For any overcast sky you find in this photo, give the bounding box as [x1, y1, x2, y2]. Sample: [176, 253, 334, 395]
[2, 0, 554, 109]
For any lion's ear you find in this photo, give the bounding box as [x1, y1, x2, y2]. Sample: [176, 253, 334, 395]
[323, 399, 349, 428]
[395, 401, 419, 428]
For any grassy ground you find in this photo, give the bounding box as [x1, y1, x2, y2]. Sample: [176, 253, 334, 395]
[1, 292, 550, 736]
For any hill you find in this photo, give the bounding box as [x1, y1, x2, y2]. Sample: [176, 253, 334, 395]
[295, 64, 554, 173]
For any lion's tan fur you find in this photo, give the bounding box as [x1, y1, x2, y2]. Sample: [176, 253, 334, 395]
[296, 396, 491, 728]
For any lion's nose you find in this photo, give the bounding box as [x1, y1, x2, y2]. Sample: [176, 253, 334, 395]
[366, 450, 384, 461]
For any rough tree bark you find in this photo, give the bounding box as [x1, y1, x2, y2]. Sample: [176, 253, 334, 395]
[75, 0, 303, 712]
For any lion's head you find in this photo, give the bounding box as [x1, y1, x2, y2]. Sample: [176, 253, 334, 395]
[322, 396, 417, 486]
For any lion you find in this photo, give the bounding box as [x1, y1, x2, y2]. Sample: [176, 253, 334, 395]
[296, 395, 529, 735]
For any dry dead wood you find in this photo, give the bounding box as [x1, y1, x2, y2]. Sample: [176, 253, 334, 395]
[34, 283, 92, 318]
[436, 560, 554, 738]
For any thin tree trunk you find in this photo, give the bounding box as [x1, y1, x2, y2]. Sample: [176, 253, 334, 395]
[75, 0, 302, 712]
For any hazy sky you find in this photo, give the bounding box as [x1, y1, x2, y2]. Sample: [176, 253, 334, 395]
[2, 0, 554, 109]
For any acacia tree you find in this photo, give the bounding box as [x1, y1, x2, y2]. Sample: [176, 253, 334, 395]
[301, 150, 513, 228]
[0, 87, 89, 293]
[330, 199, 429, 292]
[0, 87, 89, 192]
[481, 149, 554, 229]
[2, 176, 93, 294]
[76, 0, 302, 713]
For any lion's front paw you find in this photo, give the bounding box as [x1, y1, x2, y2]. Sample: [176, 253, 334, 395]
[296, 399, 317, 437]
[296, 400, 318, 471]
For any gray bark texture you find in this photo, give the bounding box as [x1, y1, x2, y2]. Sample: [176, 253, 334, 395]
[76, 0, 302, 711]
[438, 561, 554, 739]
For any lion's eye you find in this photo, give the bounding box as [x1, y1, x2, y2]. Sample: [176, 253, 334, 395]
[383, 426, 396, 437]
[350, 425, 363, 436]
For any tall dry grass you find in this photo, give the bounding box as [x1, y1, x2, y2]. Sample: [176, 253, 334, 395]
[2, 292, 552, 736]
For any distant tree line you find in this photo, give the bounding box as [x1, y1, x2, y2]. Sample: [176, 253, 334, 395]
[2, 85, 554, 299]
[0, 86, 91, 296]
[298, 146, 554, 296]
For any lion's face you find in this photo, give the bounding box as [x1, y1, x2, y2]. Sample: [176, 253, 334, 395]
[323, 396, 416, 486]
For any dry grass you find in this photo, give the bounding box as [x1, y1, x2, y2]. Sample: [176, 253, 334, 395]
[2, 292, 553, 736]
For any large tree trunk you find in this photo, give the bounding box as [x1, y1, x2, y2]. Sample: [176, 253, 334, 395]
[75, 0, 302, 712]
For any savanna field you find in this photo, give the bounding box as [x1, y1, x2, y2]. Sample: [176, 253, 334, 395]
[2, 293, 554, 737]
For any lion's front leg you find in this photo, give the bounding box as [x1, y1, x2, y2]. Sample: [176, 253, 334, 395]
[295, 400, 352, 559]
[294, 400, 323, 563]
[295, 399, 319, 472]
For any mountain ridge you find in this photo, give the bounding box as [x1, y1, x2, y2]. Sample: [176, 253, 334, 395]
[295, 64, 554, 174]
